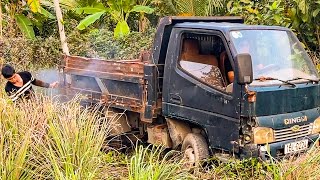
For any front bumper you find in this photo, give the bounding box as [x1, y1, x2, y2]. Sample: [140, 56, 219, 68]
[240, 134, 320, 160]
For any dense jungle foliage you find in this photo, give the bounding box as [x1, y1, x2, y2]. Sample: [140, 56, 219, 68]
[0, 0, 319, 69]
[0, 0, 320, 179]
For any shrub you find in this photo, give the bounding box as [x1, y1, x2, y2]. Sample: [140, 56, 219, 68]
[0, 37, 61, 69]
[228, 0, 291, 27]
[86, 28, 156, 59]
[0, 28, 156, 70]
[227, 0, 320, 53]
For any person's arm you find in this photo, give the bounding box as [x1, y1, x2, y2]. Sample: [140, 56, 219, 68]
[5, 85, 12, 96]
[32, 79, 50, 88]
[32, 78, 59, 88]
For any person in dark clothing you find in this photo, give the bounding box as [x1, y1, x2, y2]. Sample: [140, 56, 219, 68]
[1, 64, 59, 102]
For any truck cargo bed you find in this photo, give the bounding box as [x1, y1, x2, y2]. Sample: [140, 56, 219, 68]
[61, 55, 158, 118]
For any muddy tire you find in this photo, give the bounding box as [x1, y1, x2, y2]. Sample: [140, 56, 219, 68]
[103, 108, 134, 151]
[104, 108, 131, 135]
[181, 133, 209, 167]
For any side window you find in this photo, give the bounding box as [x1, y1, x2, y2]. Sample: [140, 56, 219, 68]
[178, 33, 234, 93]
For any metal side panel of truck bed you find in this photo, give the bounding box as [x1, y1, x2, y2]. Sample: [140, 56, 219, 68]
[61, 55, 158, 121]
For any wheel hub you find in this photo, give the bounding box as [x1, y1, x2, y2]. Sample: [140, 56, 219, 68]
[184, 147, 196, 166]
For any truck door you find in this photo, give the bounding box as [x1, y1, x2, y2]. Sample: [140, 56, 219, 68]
[162, 28, 242, 152]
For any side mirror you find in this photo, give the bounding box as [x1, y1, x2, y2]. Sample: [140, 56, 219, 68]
[235, 53, 253, 85]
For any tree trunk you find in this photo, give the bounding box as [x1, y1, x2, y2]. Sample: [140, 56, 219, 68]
[0, 0, 2, 39]
[139, 13, 150, 33]
[53, 0, 69, 55]
[317, 26, 320, 52]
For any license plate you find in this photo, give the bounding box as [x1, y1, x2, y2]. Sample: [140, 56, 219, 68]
[284, 139, 308, 154]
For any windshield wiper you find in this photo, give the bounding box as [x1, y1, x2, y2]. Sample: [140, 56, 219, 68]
[287, 77, 320, 84]
[254, 76, 296, 87]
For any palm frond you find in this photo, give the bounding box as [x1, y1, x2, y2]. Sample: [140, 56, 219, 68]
[195, 0, 210, 16]
[173, 0, 225, 16]
[160, 0, 178, 14]
[175, 0, 195, 16]
[206, 0, 226, 15]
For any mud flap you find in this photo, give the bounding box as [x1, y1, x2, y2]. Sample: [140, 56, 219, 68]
[147, 124, 173, 148]
[166, 118, 192, 149]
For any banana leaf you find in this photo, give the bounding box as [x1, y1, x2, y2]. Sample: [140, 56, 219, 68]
[76, 3, 107, 14]
[27, 0, 41, 13]
[114, 21, 130, 39]
[130, 5, 154, 14]
[77, 11, 105, 30]
[39, 7, 55, 19]
[15, 14, 35, 39]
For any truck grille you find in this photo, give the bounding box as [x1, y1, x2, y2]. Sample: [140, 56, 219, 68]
[274, 124, 312, 142]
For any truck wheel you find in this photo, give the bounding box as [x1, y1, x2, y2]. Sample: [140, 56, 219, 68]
[104, 108, 131, 136]
[181, 133, 209, 167]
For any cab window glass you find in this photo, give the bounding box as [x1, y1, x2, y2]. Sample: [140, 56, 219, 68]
[178, 33, 234, 93]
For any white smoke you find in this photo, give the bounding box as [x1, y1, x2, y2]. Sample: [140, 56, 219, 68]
[33, 68, 60, 97]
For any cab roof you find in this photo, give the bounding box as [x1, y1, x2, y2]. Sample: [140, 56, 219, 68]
[152, 16, 290, 64]
[174, 22, 290, 33]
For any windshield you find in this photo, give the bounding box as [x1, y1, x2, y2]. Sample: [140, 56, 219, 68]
[230, 30, 319, 86]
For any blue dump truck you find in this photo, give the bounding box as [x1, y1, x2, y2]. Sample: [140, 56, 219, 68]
[61, 16, 320, 165]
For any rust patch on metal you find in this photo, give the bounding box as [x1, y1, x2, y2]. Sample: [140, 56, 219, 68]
[64, 55, 145, 77]
[64, 87, 144, 113]
[61, 55, 158, 117]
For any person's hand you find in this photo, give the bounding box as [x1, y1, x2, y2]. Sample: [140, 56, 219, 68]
[49, 81, 59, 88]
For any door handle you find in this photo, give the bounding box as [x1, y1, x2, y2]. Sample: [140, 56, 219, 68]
[169, 93, 182, 104]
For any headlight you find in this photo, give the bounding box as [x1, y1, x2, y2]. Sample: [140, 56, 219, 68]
[253, 127, 275, 144]
[312, 117, 320, 134]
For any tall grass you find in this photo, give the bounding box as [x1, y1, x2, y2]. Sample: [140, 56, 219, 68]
[193, 146, 320, 179]
[27, 97, 112, 179]
[0, 96, 36, 179]
[277, 146, 320, 179]
[0, 91, 113, 179]
[128, 144, 190, 180]
[1, 79, 320, 179]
